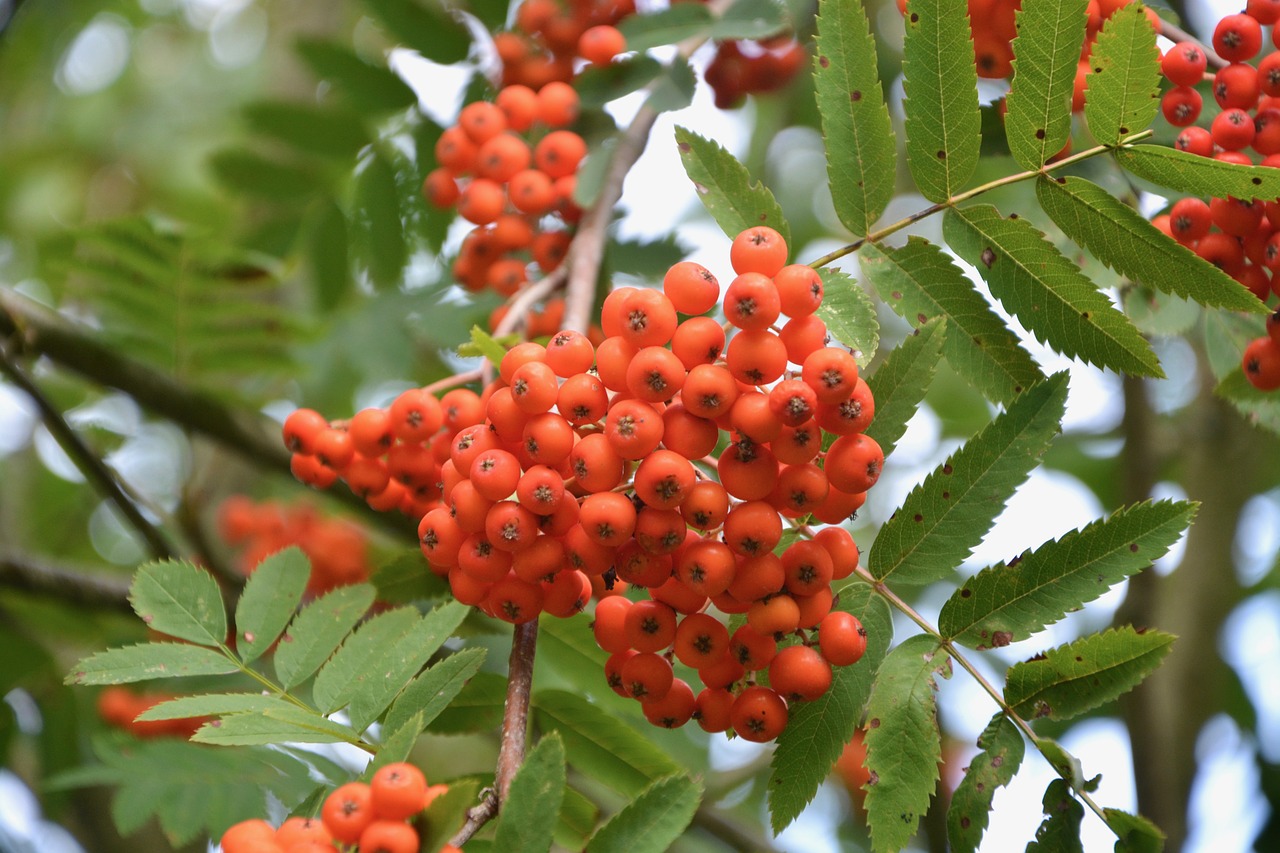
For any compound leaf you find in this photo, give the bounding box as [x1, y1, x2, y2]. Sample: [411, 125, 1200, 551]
[1004, 626, 1176, 721]
[946, 714, 1025, 853]
[130, 560, 227, 648]
[674, 126, 790, 247]
[941, 500, 1197, 648]
[274, 584, 376, 690]
[533, 690, 681, 797]
[814, 0, 896, 235]
[869, 373, 1068, 585]
[295, 39, 417, 113]
[864, 317, 945, 458]
[944, 204, 1162, 377]
[383, 647, 487, 735]
[234, 546, 310, 663]
[902, 0, 981, 201]
[1004, 0, 1089, 169]
[361, 0, 470, 64]
[493, 733, 566, 853]
[769, 583, 892, 832]
[135, 693, 296, 721]
[1037, 176, 1264, 313]
[311, 606, 420, 715]
[863, 635, 951, 853]
[860, 239, 1043, 404]
[1116, 143, 1280, 201]
[1082, 3, 1160, 146]
[67, 643, 238, 685]
[586, 774, 703, 853]
[816, 268, 879, 366]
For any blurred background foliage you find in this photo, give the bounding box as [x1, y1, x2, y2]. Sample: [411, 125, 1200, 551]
[0, 0, 1278, 851]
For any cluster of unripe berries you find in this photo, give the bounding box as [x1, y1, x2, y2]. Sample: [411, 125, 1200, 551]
[1143, 6, 1280, 390]
[219, 763, 455, 853]
[217, 496, 371, 595]
[96, 687, 207, 739]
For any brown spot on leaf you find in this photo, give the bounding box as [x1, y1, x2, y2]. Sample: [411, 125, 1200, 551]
[819, 55, 830, 68]
[869, 717, 881, 728]
[1129, 543, 1139, 552]
[961, 817, 971, 829]
[980, 247, 996, 268]
[851, 90, 862, 102]
[678, 142, 691, 153]
[943, 464, 953, 475]
[917, 313, 928, 324]
[892, 290, 903, 300]
[1035, 129, 1046, 140]
[913, 513, 923, 522]
[992, 631, 1013, 647]
[693, 182, 708, 195]
[937, 150, 946, 159]
[960, 588, 971, 598]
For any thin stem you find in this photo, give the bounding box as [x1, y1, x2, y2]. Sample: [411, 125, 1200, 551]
[806, 130, 1156, 269]
[1157, 19, 1226, 70]
[494, 267, 568, 339]
[852, 566, 1115, 834]
[0, 550, 133, 614]
[0, 348, 175, 560]
[424, 368, 483, 397]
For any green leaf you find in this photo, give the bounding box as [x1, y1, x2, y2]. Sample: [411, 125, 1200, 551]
[465, 325, 509, 367]
[362, 0, 470, 63]
[494, 734, 567, 853]
[865, 318, 945, 457]
[66, 643, 238, 685]
[191, 707, 360, 746]
[1115, 144, 1280, 201]
[1036, 176, 1263, 313]
[674, 126, 790, 247]
[533, 690, 682, 796]
[384, 647, 487, 734]
[347, 601, 470, 730]
[709, 0, 789, 40]
[940, 500, 1197, 648]
[574, 137, 616, 209]
[768, 583, 893, 832]
[430, 670, 506, 733]
[576, 57, 664, 107]
[869, 373, 1069, 585]
[860, 239, 1044, 404]
[815, 268, 878, 366]
[586, 775, 702, 853]
[607, 235, 689, 280]
[901, 0, 981, 201]
[1123, 287, 1200, 338]
[370, 549, 449, 605]
[312, 606, 421, 715]
[646, 58, 697, 114]
[617, 4, 711, 50]
[944, 205, 1162, 377]
[1082, 4, 1160, 145]
[365, 711, 424, 779]
[814, 0, 896, 235]
[1217, 368, 1280, 436]
[1037, 737, 1085, 789]
[863, 635, 951, 853]
[421, 778, 481, 853]
[355, 152, 407, 289]
[135, 693, 296, 721]
[209, 149, 318, 201]
[309, 199, 351, 312]
[129, 560, 228, 647]
[1005, 626, 1175, 720]
[234, 546, 310, 663]
[1004, 0, 1088, 169]
[557, 787, 602, 851]
[53, 737, 319, 845]
[274, 584, 376, 689]
[946, 714, 1025, 853]
[243, 101, 369, 159]
[1106, 808, 1166, 853]
[296, 39, 418, 113]
[1026, 779, 1085, 852]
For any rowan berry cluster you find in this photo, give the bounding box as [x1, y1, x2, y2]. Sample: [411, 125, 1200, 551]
[421, 81, 584, 299]
[217, 496, 372, 595]
[1146, 7, 1280, 390]
[219, 763, 454, 853]
[703, 35, 807, 109]
[96, 687, 207, 739]
[494, 0, 634, 91]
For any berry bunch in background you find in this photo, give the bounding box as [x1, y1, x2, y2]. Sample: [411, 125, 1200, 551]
[217, 495, 373, 594]
[96, 687, 209, 740]
[219, 763, 454, 853]
[494, 0, 635, 91]
[703, 34, 807, 109]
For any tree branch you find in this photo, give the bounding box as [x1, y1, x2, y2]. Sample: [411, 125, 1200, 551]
[0, 347, 175, 560]
[0, 550, 133, 614]
[0, 288, 415, 538]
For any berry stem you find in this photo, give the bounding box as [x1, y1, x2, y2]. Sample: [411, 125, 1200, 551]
[1157, 18, 1227, 70]
[851, 565, 1117, 837]
[805, 130, 1156, 270]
